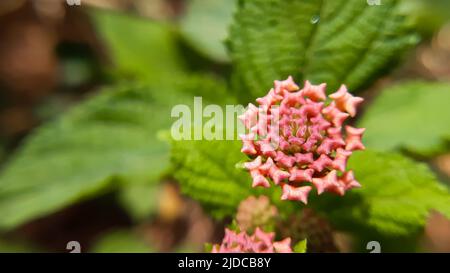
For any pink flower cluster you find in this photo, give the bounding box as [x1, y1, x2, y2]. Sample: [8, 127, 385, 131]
[211, 228, 292, 253]
[239, 76, 365, 204]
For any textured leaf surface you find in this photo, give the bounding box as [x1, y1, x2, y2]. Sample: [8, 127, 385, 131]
[171, 139, 253, 218]
[359, 81, 450, 156]
[229, 0, 418, 99]
[91, 9, 184, 80]
[313, 150, 450, 238]
[180, 0, 236, 62]
[171, 139, 293, 218]
[0, 76, 228, 230]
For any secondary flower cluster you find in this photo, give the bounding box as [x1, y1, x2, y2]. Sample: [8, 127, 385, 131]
[236, 195, 277, 232]
[239, 76, 365, 204]
[211, 228, 292, 253]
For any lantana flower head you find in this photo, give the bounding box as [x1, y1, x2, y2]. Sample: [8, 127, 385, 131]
[239, 76, 365, 204]
[211, 227, 292, 253]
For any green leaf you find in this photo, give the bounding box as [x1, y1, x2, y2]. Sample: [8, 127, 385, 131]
[293, 239, 307, 253]
[228, 0, 418, 99]
[171, 139, 253, 218]
[171, 138, 295, 218]
[90, 9, 184, 80]
[180, 0, 236, 62]
[0, 75, 229, 230]
[90, 230, 152, 253]
[359, 81, 450, 156]
[313, 150, 450, 242]
[118, 182, 161, 222]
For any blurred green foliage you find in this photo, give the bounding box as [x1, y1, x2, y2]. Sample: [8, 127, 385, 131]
[403, 0, 450, 36]
[0, 76, 228, 230]
[118, 182, 161, 222]
[90, 230, 152, 253]
[180, 0, 236, 62]
[360, 81, 450, 157]
[0, 239, 40, 253]
[91, 9, 185, 81]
